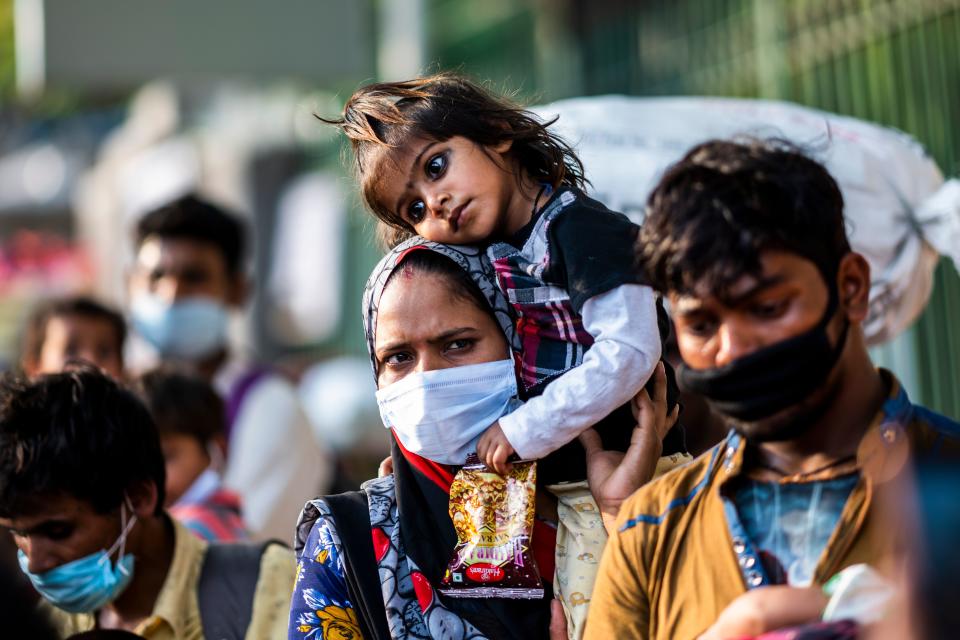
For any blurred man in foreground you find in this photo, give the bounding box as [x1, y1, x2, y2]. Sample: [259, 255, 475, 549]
[0, 368, 294, 639]
[585, 139, 960, 640]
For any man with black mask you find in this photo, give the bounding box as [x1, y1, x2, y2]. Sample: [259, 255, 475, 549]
[584, 139, 960, 640]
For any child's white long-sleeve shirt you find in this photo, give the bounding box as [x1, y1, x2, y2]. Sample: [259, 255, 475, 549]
[497, 283, 661, 460]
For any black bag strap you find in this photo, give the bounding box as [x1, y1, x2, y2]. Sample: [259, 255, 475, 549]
[198, 539, 283, 640]
[322, 491, 393, 640]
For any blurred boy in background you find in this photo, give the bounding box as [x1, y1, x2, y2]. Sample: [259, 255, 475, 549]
[20, 296, 125, 380]
[135, 368, 248, 542]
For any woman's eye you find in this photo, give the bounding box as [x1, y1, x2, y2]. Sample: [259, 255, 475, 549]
[425, 153, 446, 178]
[445, 338, 474, 353]
[383, 352, 413, 366]
[406, 200, 425, 224]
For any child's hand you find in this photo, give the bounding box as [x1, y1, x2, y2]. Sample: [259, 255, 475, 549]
[477, 422, 515, 475]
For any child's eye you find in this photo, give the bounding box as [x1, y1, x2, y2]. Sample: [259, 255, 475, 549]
[425, 153, 446, 179]
[406, 200, 426, 224]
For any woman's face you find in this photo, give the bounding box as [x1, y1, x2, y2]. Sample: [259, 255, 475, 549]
[374, 270, 510, 388]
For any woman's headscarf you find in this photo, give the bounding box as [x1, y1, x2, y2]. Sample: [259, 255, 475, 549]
[362, 237, 520, 380]
[359, 237, 552, 639]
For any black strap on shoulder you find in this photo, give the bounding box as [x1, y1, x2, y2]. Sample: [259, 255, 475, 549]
[323, 491, 393, 640]
[198, 539, 283, 640]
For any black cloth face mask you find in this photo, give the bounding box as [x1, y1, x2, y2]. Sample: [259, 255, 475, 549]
[677, 287, 849, 423]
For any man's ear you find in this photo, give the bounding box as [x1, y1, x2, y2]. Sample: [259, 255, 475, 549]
[126, 479, 159, 519]
[226, 273, 251, 308]
[836, 252, 871, 322]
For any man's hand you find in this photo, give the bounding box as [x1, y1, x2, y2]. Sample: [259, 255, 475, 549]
[580, 362, 679, 533]
[476, 421, 515, 474]
[697, 586, 828, 640]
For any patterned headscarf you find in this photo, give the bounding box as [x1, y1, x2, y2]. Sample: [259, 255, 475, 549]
[355, 238, 551, 639]
[361, 237, 520, 381]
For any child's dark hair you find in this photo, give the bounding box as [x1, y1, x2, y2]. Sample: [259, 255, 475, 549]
[136, 194, 247, 276]
[0, 367, 166, 518]
[326, 72, 586, 239]
[134, 368, 226, 446]
[639, 138, 850, 297]
[21, 296, 126, 370]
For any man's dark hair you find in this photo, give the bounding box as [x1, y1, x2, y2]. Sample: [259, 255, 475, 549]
[0, 368, 166, 518]
[21, 296, 126, 368]
[639, 138, 851, 297]
[134, 368, 225, 445]
[135, 194, 247, 276]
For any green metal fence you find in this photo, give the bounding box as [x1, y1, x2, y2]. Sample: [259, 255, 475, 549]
[428, 0, 960, 419]
[575, 0, 960, 419]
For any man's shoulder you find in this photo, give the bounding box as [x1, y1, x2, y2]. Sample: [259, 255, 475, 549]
[615, 442, 723, 535]
[258, 542, 297, 580]
[247, 543, 297, 638]
[908, 401, 960, 459]
[37, 599, 90, 637]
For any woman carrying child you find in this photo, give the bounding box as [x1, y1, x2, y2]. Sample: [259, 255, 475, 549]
[327, 73, 686, 482]
[287, 239, 679, 640]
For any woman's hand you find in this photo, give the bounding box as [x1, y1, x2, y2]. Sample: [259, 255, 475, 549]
[580, 363, 679, 534]
[549, 599, 569, 640]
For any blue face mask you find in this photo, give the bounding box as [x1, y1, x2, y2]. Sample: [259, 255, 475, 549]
[18, 501, 138, 613]
[376, 358, 520, 465]
[132, 294, 229, 358]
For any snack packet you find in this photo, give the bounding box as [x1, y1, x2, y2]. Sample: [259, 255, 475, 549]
[440, 455, 543, 599]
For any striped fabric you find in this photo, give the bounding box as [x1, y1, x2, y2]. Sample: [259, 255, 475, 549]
[487, 189, 594, 393]
[170, 488, 249, 543]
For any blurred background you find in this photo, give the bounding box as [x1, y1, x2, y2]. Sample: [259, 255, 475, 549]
[0, 0, 957, 453]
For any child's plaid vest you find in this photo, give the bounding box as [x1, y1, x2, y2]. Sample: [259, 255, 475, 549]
[487, 189, 594, 394]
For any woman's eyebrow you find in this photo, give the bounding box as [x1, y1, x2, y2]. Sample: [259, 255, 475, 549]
[394, 141, 439, 215]
[376, 339, 410, 356]
[427, 327, 477, 344]
[376, 326, 477, 355]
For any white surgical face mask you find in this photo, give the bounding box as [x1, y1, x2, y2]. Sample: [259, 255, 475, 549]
[376, 358, 519, 465]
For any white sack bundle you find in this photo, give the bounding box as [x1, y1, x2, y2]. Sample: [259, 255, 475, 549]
[535, 96, 960, 345]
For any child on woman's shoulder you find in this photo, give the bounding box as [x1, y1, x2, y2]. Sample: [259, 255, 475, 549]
[330, 73, 684, 480]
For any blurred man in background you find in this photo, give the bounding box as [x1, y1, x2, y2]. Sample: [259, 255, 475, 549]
[128, 194, 328, 541]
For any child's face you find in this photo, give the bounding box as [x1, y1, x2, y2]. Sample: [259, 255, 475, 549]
[375, 136, 532, 244]
[33, 314, 124, 380]
[160, 433, 211, 506]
